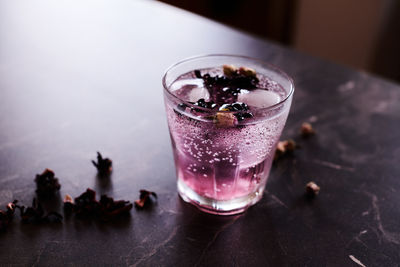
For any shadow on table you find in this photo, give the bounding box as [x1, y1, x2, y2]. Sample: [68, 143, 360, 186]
[163, 196, 288, 266]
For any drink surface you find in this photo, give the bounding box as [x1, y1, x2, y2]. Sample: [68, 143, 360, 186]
[165, 66, 290, 202]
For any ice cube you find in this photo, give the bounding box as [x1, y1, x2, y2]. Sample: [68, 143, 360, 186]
[188, 86, 210, 102]
[238, 89, 280, 108]
[171, 78, 209, 102]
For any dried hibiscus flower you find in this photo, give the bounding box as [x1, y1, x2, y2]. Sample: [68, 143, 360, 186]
[135, 190, 157, 209]
[300, 122, 315, 137]
[16, 198, 62, 224]
[99, 195, 133, 221]
[73, 188, 100, 218]
[0, 201, 17, 231]
[274, 139, 298, 160]
[92, 152, 112, 174]
[63, 194, 75, 215]
[35, 169, 61, 198]
[305, 181, 320, 197]
[66, 188, 132, 221]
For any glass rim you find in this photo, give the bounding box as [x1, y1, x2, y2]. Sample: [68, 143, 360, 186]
[162, 54, 295, 113]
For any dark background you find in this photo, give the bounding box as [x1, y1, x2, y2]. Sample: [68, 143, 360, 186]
[158, 0, 400, 82]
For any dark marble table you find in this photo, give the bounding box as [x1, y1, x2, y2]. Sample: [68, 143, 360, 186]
[1, 0, 400, 266]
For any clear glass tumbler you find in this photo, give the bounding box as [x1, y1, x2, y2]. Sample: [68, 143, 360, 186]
[163, 55, 294, 215]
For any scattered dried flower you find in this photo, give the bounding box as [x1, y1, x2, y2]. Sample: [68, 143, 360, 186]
[67, 188, 132, 221]
[92, 152, 113, 174]
[16, 198, 62, 224]
[274, 139, 298, 160]
[73, 189, 100, 218]
[0, 201, 17, 231]
[99, 195, 133, 221]
[63, 194, 74, 215]
[305, 181, 320, 197]
[35, 169, 61, 198]
[135, 190, 157, 209]
[300, 122, 315, 137]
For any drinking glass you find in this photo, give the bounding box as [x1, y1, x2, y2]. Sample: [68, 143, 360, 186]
[163, 55, 294, 215]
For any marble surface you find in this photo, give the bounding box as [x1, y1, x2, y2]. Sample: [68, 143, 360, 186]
[1, 0, 400, 266]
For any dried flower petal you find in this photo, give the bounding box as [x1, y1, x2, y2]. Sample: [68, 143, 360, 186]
[238, 66, 256, 77]
[68, 189, 132, 221]
[92, 152, 113, 174]
[194, 69, 202, 79]
[0, 201, 17, 231]
[99, 195, 133, 221]
[35, 169, 61, 198]
[74, 189, 100, 217]
[223, 64, 238, 77]
[274, 139, 298, 160]
[197, 66, 259, 106]
[214, 112, 237, 128]
[135, 190, 157, 209]
[285, 139, 297, 152]
[305, 181, 320, 197]
[63, 194, 75, 215]
[15, 198, 62, 224]
[300, 122, 315, 137]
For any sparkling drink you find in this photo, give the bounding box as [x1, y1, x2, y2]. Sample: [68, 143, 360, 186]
[163, 55, 294, 215]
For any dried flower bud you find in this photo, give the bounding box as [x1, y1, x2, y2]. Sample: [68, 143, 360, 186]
[92, 152, 112, 174]
[194, 69, 202, 79]
[285, 139, 297, 152]
[67, 188, 132, 221]
[63, 194, 75, 215]
[300, 122, 315, 137]
[15, 198, 62, 224]
[305, 181, 320, 197]
[74, 189, 100, 218]
[274, 139, 298, 160]
[238, 66, 256, 77]
[0, 201, 17, 231]
[223, 64, 238, 77]
[99, 195, 133, 221]
[135, 190, 157, 209]
[7, 202, 15, 212]
[35, 169, 61, 198]
[213, 112, 237, 128]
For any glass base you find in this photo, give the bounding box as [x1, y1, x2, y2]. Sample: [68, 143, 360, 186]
[177, 179, 265, 216]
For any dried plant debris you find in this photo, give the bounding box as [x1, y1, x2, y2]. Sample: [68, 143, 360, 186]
[64, 189, 132, 221]
[219, 102, 253, 122]
[73, 188, 100, 218]
[63, 194, 75, 215]
[274, 139, 298, 160]
[16, 198, 63, 224]
[135, 190, 157, 209]
[0, 201, 17, 231]
[92, 152, 113, 174]
[214, 112, 237, 128]
[305, 181, 320, 197]
[35, 169, 61, 198]
[300, 122, 315, 137]
[238, 66, 257, 77]
[99, 195, 133, 221]
[194, 66, 259, 105]
[197, 68, 259, 91]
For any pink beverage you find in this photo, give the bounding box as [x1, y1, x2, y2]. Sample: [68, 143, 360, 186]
[163, 55, 294, 215]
